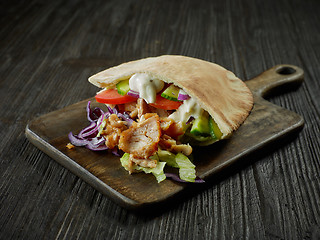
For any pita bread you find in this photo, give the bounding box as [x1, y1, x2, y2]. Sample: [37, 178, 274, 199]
[89, 55, 253, 144]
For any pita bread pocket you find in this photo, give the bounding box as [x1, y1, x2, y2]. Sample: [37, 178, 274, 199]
[89, 55, 253, 144]
[67, 55, 253, 182]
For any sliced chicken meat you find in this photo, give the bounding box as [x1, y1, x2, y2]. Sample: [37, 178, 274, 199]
[159, 134, 192, 156]
[101, 114, 128, 149]
[119, 113, 161, 159]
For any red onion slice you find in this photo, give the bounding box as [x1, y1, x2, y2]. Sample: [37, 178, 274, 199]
[177, 93, 190, 101]
[127, 90, 139, 98]
[107, 106, 118, 114]
[78, 122, 97, 139]
[177, 89, 190, 101]
[86, 137, 108, 151]
[69, 131, 108, 151]
[86, 144, 108, 151]
[80, 114, 105, 138]
[68, 132, 89, 146]
[87, 101, 104, 122]
[117, 112, 133, 125]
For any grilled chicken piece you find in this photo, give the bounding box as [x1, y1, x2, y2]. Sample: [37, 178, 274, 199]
[101, 114, 128, 149]
[159, 134, 192, 156]
[137, 98, 150, 119]
[117, 102, 138, 119]
[160, 117, 184, 139]
[119, 113, 161, 159]
[131, 154, 157, 168]
[124, 154, 158, 174]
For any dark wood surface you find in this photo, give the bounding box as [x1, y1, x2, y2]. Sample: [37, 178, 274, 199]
[1, 0, 319, 239]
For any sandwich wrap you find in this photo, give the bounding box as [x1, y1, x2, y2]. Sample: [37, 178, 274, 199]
[69, 55, 253, 183]
[89, 55, 253, 144]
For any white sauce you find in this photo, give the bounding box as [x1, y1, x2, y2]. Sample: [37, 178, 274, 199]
[128, 73, 204, 125]
[168, 97, 203, 124]
[129, 73, 164, 103]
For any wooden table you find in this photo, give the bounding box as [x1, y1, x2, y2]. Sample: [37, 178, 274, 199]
[1, 0, 319, 239]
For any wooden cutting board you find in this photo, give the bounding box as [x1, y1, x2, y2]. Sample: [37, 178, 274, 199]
[25, 64, 304, 210]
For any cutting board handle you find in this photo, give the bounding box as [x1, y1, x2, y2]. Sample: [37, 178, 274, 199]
[246, 64, 304, 97]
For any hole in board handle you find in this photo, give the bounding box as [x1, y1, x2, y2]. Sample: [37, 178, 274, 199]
[276, 66, 296, 75]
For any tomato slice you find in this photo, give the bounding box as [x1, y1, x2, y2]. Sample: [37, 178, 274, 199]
[150, 94, 182, 110]
[95, 89, 182, 110]
[95, 89, 137, 104]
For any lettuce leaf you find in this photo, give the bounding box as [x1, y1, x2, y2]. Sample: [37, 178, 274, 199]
[120, 153, 166, 183]
[175, 153, 196, 182]
[120, 151, 196, 183]
[157, 148, 179, 168]
[157, 149, 196, 182]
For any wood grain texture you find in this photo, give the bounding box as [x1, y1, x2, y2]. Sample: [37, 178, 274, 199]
[1, 0, 320, 239]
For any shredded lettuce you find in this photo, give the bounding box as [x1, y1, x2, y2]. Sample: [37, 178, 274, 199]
[138, 161, 166, 183]
[157, 149, 196, 182]
[157, 148, 179, 168]
[120, 153, 166, 183]
[120, 152, 130, 168]
[120, 150, 197, 183]
[175, 153, 196, 182]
